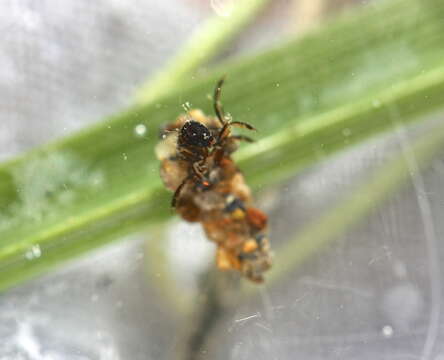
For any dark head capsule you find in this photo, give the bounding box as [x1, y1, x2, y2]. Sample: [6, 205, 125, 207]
[180, 120, 214, 148]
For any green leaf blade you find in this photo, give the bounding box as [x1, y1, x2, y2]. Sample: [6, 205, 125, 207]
[1, 0, 444, 291]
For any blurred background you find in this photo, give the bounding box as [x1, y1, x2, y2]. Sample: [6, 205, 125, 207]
[2, 0, 444, 359]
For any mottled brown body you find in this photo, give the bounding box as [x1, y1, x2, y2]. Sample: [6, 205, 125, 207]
[155, 81, 272, 282]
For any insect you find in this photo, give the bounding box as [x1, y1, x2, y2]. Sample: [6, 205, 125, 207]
[155, 78, 272, 282]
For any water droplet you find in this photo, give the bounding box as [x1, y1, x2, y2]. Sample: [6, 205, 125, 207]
[90, 172, 105, 187]
[276, 83, 280, 87]
[22, 9, 42, 31]
[372, 99, 381, 108]
[211, 0, 235, 17]
[382, 325, 394, 338]
[122, 153, 128, 161]
[393, 260, 407, 278]
[342, 128, 352, 137]
[134, 124, 147, 137]
[382, 283, 423, 331]
[182, 102, 191, 111]
[25, 244, 42, 260]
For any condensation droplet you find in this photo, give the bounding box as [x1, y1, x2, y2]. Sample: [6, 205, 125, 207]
[22, 9, 42, 31]
[382, 283, 423, 331]
[342, 128, 352, 137]
[211, 0, 235, 17]
[90, 172, 105, 187]
[25, 244, 42, 260]
[134, 124, 147, 137]
[122, 153, 128, 161]
[382, 325, 394, 338]
[393, 260, 407, 278]
[372, 99, 381, 108]
[182, 102, 191, 111]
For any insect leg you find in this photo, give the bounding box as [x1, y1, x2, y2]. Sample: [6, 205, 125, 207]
[216, 121, 256, 146]
[229, 121, 257, 131]
[171, 176, 192, 208]
[231, 135, 255, 143]
[216, 122, 231, 144]
[192, 161, 206, 179]
[213, 76, 226, 126]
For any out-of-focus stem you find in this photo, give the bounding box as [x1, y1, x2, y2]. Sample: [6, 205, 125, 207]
[134, 0, 271, 104]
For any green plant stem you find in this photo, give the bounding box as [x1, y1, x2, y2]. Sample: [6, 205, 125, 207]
[134, 0, 272, 104]
[0, 0, 443, 291]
